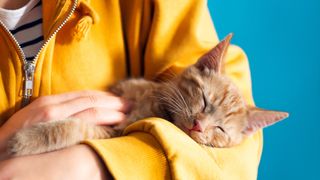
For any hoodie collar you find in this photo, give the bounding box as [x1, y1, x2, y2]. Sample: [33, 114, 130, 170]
[41, 0, 99, 41]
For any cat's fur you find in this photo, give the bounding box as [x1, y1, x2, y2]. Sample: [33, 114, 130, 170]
[8, 34, 289, 156]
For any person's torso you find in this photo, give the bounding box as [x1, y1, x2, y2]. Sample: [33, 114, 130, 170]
[0, 0, 128, 124]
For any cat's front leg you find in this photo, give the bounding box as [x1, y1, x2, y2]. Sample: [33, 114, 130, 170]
[7, 119, 116, 156]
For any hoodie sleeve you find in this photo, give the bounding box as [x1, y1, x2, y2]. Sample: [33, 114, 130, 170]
[83, 0, 262, 179]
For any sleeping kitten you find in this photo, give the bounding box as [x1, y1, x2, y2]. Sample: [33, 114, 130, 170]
[8, 34, 288, 156]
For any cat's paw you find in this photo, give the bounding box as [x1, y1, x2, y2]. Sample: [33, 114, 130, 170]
[7, 128, 39, 156]
[7, 120, 118, 156]
[6, 120, 82, 156]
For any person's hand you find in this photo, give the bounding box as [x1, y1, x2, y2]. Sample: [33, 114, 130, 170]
[0, 90, 131, 159]
[0, 144, 113, 180]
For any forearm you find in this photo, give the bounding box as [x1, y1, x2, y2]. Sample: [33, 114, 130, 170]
[0, 90, 129, 161]
[0, 116, 23, 160]
[0, 125, 16, 160]
[0, 133, 8, 160]
[0, 145, 110, 180]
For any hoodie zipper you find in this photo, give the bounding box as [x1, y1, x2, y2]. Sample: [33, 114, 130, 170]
[0, 0, 78, 108]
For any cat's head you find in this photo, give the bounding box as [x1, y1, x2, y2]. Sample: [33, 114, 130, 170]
[159, 34, 289, 147]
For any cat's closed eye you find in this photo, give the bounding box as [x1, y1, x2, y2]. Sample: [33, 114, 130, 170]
[201, 92, 215, 114]
[201, 91, 207, 112]
[216, 126, 225, 133]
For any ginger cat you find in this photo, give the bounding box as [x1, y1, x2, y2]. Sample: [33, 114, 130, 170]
[8, 34, 288, 156]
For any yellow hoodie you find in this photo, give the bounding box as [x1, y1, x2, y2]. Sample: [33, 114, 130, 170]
[0, 0, 262, 179]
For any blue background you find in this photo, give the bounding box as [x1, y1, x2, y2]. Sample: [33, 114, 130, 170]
[208, 0, 320, 179]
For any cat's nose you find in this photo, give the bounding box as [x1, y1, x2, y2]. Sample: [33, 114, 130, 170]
[190, 120, 203, 132]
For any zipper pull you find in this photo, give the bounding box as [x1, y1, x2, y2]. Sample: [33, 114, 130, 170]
[21, 62, 35, 107]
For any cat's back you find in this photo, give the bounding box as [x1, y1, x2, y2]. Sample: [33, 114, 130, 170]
[110, 78, 165, 123]
[110, 78, 159, 101]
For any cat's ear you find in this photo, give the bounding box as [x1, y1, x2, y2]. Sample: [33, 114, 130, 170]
[195, 33, 233, 73]
[243, 106, 289, 136]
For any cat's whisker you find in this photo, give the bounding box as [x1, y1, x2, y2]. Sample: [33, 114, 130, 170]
[175, 87, 192, 117]
[158, 95, 188, 118]
[155, 95, 184, 113]
[163, 100, 183, 114]
[165, 81, 192, 118]
[160, 84, 184, 107]
[157, 90, 182, 108]
[157, 98, 181, 111]
[164, 83, 190, 117]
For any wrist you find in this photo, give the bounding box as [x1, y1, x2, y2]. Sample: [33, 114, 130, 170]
[71, 145, 110, 180]
[0, 127, 12, 160]
[0, 121, 20, 160]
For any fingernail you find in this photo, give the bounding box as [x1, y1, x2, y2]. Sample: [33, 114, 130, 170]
[125, 100, 133, 112]
[120, 98, 133, 113]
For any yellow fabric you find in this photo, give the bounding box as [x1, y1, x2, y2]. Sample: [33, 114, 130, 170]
[84, 45, 262, 179]
[0, 0, 262, 179]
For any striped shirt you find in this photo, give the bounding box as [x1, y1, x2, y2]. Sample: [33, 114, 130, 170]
[0, 0, 44, 62]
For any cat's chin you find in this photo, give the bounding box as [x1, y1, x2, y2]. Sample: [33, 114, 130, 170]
[189, 131, 208, 145]
[173, 123, 194, 137]
[172, 122, 211, 146]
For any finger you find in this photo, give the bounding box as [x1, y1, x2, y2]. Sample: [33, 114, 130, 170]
[34, 92, 131, 122]
[60, 94, 131, 116]
[70, 108, 127, 125]
[54, 90, 116, 102]
[42, 94, 130, 120]
[35, 90, 115, 106]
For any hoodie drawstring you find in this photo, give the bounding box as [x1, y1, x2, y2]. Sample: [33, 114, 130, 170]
[72, 0, 99, 41]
